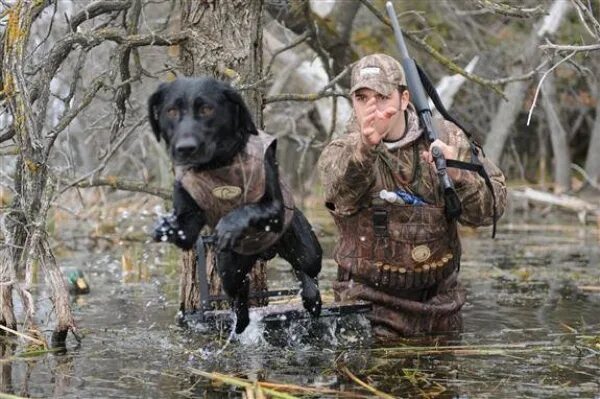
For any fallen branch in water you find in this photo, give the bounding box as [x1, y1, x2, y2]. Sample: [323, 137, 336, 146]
[188, 369, 371, 398]
[0, 324, 46, 347]
[510, 188, 600, 224]
[340, 366, 396, 399]
[369, 342, 568, 357]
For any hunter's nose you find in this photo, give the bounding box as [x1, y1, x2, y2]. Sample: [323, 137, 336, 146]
[175, 137, 198, 157]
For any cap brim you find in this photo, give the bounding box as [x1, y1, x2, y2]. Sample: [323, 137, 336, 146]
[350, 82, 395, 96]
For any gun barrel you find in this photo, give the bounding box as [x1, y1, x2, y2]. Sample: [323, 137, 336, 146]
[385, 1, 410, 59]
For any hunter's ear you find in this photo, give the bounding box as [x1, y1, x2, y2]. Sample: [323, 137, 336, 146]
[224, 87, 258, 136]
[148, 83, 169, 142]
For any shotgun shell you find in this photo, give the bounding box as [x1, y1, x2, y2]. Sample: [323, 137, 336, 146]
[397, 267, 406, 289]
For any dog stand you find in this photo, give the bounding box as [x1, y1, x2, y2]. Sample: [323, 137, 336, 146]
[178, 236, 372, 328]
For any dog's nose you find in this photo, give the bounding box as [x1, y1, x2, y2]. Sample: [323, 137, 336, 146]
[175, 137, 198, 157]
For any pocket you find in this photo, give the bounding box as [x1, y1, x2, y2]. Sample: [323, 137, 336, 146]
[384, 204, 453, 270]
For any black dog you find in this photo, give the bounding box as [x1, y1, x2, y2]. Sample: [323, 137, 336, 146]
[148, 77, 322, 334]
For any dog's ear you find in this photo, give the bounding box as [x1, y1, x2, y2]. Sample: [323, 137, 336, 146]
[224, 88, 259, 136]
[148, 83, 168, 142]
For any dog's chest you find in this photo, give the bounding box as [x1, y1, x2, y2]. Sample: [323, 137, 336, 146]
[177, 153, 265, 226]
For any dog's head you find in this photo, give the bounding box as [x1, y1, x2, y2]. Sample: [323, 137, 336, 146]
[148, 77, 258, 168]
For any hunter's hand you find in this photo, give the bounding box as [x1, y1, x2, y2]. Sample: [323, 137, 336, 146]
[421, 139, 461, 180]
[360, 98, 398, 148]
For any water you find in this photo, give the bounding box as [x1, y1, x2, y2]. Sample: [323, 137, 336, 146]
[1, 210, 599, 398]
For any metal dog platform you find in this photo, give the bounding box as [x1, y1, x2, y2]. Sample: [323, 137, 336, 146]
[179, 236, 372, 328]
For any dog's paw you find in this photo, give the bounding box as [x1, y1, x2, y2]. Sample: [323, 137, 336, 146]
[151, 214, 180, 243]
[234, 305, 250, 334]
[301, 277, 322, 318]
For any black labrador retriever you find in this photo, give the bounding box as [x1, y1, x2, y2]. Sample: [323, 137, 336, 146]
[148, 77, 322, 334]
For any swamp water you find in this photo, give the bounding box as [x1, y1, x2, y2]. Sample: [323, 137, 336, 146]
[1, 208, 599, 398]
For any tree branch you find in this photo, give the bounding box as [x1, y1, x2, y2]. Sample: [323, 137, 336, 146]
[359, 0, 507, 98]
[71, 177, 171, 199]
[70, 0, 133, 32]
[475, 0, 545, 18]
[540, 42, 600, 52]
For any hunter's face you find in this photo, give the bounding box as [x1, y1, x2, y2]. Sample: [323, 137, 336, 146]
[352, 87, 409, 138]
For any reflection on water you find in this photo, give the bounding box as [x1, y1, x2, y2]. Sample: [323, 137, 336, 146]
[1, 212, 599, 398]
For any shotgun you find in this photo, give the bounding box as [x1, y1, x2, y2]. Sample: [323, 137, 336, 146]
[385, 1, 461, 219]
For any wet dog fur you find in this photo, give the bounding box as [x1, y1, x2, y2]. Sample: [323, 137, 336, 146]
[148, 77, 322, 333]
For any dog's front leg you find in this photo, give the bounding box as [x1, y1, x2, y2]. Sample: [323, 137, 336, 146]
[152, 181, 206, 250]
[215, 144, 284, 251]
[216, 249, 258, 334]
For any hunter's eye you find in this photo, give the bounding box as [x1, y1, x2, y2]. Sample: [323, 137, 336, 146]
[166, 108, 180, 120]
[198, 104, 214, 117]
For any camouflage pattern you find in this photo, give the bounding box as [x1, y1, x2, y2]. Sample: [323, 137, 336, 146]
[318, 106, 507, 337]
[350, 53, 407, 96]
[176, 131, 295, 256]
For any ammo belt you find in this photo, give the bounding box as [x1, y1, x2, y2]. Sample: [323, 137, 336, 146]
[352, 253, 456, 292]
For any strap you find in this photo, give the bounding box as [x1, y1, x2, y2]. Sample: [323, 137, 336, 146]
[446, 159, 497, 238]
[416, 63, 485, 160]
[416, 62, 498, 238]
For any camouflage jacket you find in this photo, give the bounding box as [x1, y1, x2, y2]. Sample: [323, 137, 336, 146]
[318, 107, 507, 227]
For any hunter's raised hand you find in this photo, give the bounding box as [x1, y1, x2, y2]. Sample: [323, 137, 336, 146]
[360, 97, 398, 147]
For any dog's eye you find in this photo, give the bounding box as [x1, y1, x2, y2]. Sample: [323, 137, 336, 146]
[198, 105, 214, 117]
[166, 108, 180, 120]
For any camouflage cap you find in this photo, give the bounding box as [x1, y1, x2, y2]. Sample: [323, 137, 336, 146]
[350, 53, 406, 96]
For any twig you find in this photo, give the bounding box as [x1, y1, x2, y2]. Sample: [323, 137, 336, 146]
[265, 91, 348, 104]
[0, 324, 46, 347]
[0, 392, 30, 399]
[539, 42, 600, 52]
[69, 177, 171, 199]
[340, 366, 396, 399]
[265, 31, 310, 78]
[359, 0, 507, 98]
[570, 163, 600, 190]
[188, 369, 299, 399]
[526, 50, 577, 126]
[475, 0, 544, 18]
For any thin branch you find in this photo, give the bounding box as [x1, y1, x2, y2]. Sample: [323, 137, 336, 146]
[265, 92, 348, 104]
[60, 116, 147, 193]
[70, 177, 171, 199]
[571, 0, 600, 39]
[475, 0, 545, 18]
[526, 51, 577, 126]
[265, 65, 351, 104]
[70, 0, 133, 32]
[540, 42, 600, 52]
[0, 127, 15, 144]
[45, 73, 108, 159]
[359, 0, 507, 98]
[265, 31, 309, 78]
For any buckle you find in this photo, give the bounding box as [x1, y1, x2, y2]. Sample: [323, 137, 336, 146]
[372, 207, 388, 237]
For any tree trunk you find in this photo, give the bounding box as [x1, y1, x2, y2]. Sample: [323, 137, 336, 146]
[177, 0, 267, 313]
[180, 0, 264, 124]
[541, 73, 571, 192]
[484, 0, 571, 165]
[584, 86, 600, 187]
[2, 1, 75, 344]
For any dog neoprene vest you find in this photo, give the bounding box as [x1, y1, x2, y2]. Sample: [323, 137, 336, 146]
[175, 131, 294, 255]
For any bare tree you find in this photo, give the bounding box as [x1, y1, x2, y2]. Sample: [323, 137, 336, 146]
[541, 72, 571, 192]
[483, 0, 572, 165]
